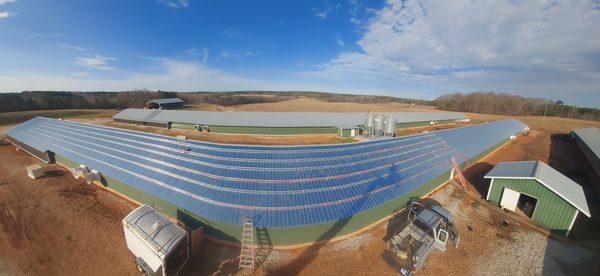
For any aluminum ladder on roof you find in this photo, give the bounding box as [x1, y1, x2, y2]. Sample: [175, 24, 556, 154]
[239, 217, 255, 270]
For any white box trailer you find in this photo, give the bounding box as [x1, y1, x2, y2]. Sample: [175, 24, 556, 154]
[123, 205, 189, 276]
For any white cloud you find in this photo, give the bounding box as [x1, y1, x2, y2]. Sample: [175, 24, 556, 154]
[335, 35, 346, 47]
[220, 50, 231, 58]
[60, 43, 89, 52]
[159, 0, 189, 9]
[71, 72, 90, 78]
[348, 0, 362, 24]
[0, 59, 275, 92]
[312, 5, 335, 19]
[75, 55, 117, 70]
[315, 0, 600, 106]
[0, 0, 16, 5]
[184, 47, 209, 64]
[31, 33, 62, 38]
[0, 11, 14, 18]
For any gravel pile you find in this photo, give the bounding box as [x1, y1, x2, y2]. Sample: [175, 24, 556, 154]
[261, 249, 293, 268]
[329, 232, 374, 252]
[468, 217, 593, 275]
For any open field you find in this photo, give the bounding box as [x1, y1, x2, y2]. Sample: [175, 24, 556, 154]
[1, 98, 600, 275]
[184, 97, 437, 112]
[0, 109, 117, 135]
[0, 109, 118, 125]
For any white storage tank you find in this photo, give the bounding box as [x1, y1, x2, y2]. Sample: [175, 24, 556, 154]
[364, 111, 375, 136]
[384, 115, 397, 137]
[374, 113, 385, 137]
[123, 205, 189, 276]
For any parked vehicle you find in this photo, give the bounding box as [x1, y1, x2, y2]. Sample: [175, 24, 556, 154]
[385, 201, 459, 275]
[122, 205, 190, 276]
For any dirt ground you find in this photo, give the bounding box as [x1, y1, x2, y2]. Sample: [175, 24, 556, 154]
[0, 141, 138, 275]
[2, 99, 600, 275]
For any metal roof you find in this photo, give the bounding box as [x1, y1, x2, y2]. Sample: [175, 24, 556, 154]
[147, 98, 184, 105]
[122, 204, 187, 257]
[6, 117, 527, 228]
[484, 161, 590, 217]
[572, 128, 600, 161]
[113, 108, 468, 128]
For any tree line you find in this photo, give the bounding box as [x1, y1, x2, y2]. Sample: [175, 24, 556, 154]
[0, 90, 425, 113]
[433, 92, 600, 121]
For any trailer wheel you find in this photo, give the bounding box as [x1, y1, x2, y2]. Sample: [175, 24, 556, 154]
[136, 262, 143, 273]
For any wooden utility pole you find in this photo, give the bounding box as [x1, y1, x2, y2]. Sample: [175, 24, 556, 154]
[540, 104, 548, 128]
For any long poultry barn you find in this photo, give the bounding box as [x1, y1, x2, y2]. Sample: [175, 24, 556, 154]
[6, 117, 528, 246]
[112, 109, 470, 138]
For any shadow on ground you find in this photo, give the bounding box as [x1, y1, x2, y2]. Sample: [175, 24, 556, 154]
[270, 163, 403, 275]
[541, 134, 600, 275]
[463, 162, 494, 197]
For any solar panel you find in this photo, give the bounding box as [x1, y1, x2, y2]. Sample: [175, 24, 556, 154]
[6, 117, 528, 228]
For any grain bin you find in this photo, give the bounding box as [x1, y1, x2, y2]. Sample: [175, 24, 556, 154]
[374, 113, 385, 136]
[364, 112, 375, 136]
[384, 115, 397, 137]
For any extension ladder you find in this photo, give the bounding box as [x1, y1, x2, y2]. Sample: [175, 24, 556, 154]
[450, 156, 469, 190]
[239, 217, 255, 269]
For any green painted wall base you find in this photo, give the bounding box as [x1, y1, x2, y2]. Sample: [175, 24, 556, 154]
[207, 125, 339, 135]
[171, 122, 197, 130]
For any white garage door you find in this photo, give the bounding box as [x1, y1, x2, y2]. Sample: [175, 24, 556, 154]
[500, 188, 520, 212]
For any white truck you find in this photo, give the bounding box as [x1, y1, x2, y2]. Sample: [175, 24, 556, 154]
[122, 205, 190, 276]
[385, 201, 459, 275]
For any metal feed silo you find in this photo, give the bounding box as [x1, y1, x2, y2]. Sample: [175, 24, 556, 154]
[384, 115, 397, 136]
[374, 113, 385, 137]
[364, 112, 375, 136]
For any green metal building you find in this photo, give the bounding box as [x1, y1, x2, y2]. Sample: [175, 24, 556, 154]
[485, 161, 591, 236]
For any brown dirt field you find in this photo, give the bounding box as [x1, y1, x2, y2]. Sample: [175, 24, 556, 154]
[186, 97, 437, 112]
[0, 142, 138, 275]
[395, 122, 470, 137]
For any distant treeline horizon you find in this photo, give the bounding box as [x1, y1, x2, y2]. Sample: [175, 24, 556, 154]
[0, 90, 428, 112]
[433, 92, 600, 121]
[0, 90, 598, 121]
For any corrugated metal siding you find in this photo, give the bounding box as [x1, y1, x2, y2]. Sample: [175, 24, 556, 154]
[396, 121, 430, 128]
[573, 133, 600, 178]
[208, 125, 339, 135]
[489, 178, 576, 234]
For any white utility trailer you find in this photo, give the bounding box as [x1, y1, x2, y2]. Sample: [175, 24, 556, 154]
[123, 205, 189, 276]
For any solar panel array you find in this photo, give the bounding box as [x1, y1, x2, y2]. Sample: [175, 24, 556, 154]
[6, 117, 527, 228]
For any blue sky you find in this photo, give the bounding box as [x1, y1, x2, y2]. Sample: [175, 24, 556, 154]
[1, 0, 599, 107]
